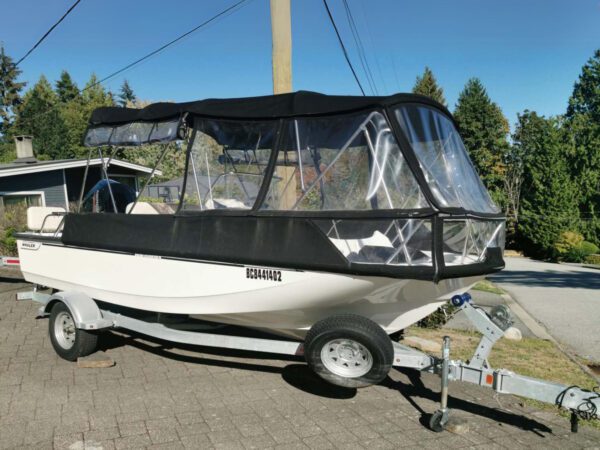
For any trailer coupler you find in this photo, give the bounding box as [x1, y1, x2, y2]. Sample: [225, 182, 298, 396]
[423, 293, 600, 432]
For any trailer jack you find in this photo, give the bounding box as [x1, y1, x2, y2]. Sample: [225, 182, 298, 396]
[411, 293, 600, 432]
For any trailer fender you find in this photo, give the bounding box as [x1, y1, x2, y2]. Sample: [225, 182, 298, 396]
[43, 292, 113, 331]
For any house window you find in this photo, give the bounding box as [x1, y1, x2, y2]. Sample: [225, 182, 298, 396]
[0, 193, 44, 209]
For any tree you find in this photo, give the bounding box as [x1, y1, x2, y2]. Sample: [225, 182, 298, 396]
[57, 74, 115, 159]
[503, 142, 525, 245]
[0, 45, 26, 138]
[564, 49, 600, 245]
[13, 75, 68, 160]
[513, 111, 580, 259]
[454, 78, 509, 207]
[567, 49, 600, 121]
[118, 79, 136, 107]
[412, 67, 446, 106]
[55, 70, 80, 103]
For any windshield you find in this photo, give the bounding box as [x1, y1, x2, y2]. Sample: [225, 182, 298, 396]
[261, 111, 429, 211]
[394, 105, 500, 213]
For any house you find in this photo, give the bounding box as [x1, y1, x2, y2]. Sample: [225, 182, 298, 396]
[143, 177, 184, 204]
[143, 174, 261, 207]
[0, 136, 157, 211]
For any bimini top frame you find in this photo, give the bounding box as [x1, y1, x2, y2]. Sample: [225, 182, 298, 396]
[73, 91, 505, 282]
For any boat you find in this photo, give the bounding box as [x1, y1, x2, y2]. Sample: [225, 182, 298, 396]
[17, 91, 505, 342]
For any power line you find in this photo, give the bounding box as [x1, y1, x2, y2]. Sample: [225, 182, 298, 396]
[15, 0, 251, 129]
[341, 0, 377, 95]
[322, 0, 366, 96]
[358, 0, 388, 93]
[15, 0, 83, 67]
[91, 0, 250, 89]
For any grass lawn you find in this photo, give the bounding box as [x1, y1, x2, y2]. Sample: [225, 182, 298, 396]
[471, 279, 505, 295]
[406, 326, 599, 429]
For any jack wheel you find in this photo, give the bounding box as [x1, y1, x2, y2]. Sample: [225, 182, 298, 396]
[429, 410, 448, 433]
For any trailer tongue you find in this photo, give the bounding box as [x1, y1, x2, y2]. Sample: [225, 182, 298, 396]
[401, 293, 600, 432]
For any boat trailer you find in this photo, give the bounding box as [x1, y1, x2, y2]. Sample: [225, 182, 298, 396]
[23, 288, 600, 432]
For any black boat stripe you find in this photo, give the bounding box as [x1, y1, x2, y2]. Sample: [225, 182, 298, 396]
[40, 242, 303, 272]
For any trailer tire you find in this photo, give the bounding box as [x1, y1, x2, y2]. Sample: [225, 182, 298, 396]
[49, 302, 98, 361]
[304, 314, 393, 388]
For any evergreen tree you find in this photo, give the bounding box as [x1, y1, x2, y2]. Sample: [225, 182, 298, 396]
[564, 49, 600, 245]
[0, 45, 26, 138]
[13, 75, 68, 160]
[513, 111, 580, 259]
[454, 78, 509, 207]
[55, 70, 80, 103]
[567, 49, 600, 120]
[412, 67, 446, 106]
[118, 79, 136, 107]
[58, 74, 116, 159]
[82, 74, 114, 106]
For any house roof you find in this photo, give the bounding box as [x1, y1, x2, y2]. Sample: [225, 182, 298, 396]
[0, 158, 161, 178]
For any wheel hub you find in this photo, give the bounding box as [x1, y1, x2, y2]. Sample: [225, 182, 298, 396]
[321, 338, 373, 378]
[54, 311, 76, 350]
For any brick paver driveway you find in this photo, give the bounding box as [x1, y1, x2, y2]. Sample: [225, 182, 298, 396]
[1, 274, 599, 449]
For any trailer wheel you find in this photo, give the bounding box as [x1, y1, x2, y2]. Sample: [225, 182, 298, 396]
[304, 314, 393, 388]
[49, 302, 98, 361]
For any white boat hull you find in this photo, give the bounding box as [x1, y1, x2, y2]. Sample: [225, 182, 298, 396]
[18, 239, 481, 338]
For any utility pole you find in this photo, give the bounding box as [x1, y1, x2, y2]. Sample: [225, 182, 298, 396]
[270, 0, 296, 208]
[270, 0, 292, 94]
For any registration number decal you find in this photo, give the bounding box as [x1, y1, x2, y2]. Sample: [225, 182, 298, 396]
[246, 267, 282, 282]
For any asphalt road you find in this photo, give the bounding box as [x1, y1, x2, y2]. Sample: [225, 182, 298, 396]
[490, 257, 600, 362]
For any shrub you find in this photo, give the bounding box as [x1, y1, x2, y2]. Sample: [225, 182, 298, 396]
[554, 231, 584, 255]
[563, 241, 600, 263]
[417, 304, 457, 329]
[585, 254, 600, 265]
[0, 204, 28, 256]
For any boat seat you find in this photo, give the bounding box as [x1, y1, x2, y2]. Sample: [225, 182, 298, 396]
[27, 206, 66, 232]
[205, 198, 251, 210]
[126, 202, 175, 214]
[329, 231, 394, 258]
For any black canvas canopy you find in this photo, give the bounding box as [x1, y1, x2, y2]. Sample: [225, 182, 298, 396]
[73, 90, 506, 282]
[89, 91, 452, 125]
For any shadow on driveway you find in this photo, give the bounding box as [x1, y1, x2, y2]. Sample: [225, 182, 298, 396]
[491, 269, 600, 290]
[384, 369, 553, 436]
[98, 329, 554, 434]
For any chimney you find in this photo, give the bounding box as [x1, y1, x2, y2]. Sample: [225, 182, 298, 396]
[14, 136, 37, 163]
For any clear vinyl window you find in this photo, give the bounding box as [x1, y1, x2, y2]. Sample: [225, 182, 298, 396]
[181, 119, 277, 211]
[261, 111, 428, 211]
[84, 119, 180, 147]
[442, 219, 505, 265]
[314, 218, 433, 266]
[394, 105, 500, 213]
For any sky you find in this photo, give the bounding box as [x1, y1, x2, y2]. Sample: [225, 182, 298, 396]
[2, 0, 600, 128]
